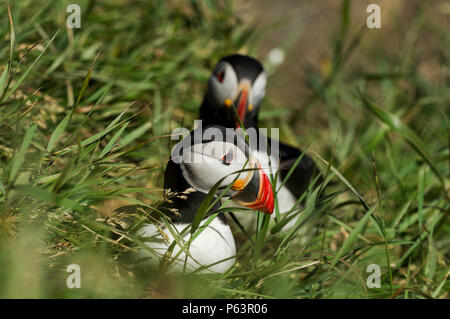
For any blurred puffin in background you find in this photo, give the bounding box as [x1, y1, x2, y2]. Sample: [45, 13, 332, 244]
[200, 54, 322, 228]
[138, 125, 273, 273]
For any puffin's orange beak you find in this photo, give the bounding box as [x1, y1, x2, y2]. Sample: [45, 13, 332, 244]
[231, 163, 274, 215]
[235, 87, 248, 128]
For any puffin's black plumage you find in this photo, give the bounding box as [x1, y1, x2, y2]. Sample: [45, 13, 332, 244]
[272, 139, 323, 199]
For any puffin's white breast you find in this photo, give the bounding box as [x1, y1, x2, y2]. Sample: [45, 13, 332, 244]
[138, 217, 236, 274]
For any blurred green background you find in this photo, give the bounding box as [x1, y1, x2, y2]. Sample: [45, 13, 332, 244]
[0, 0, 448, 298]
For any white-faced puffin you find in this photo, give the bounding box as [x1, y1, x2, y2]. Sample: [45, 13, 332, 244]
[200, 54, 322, 229]
[138, 125, 274, 273]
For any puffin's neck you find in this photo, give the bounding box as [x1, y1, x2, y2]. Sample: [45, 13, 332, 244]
[199, 97, 259, 129]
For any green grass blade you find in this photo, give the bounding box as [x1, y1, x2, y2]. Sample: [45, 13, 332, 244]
[331, 206, 375, 267]
[119, 121, 152, 148]
[360, 93, 445, 187]
[432, 271, 449, 298]
[4, 32, 58, 101]
[190, 177, 230, 235]
[0, 4, 15, 101]
[47, 112, 71, 152]
[0, 64, 9, 97]
[7, 4, 15, 68]
[310, 150, 370, 211]
[98, 121, 129, 159]
[74, 51, 101, 108]
[8, 124, 37, 184]
[253, 212, 271, 263]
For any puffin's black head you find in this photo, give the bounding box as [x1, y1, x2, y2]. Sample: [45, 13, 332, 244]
[205, 54, 266, 128]
[168, 125, 274, 215]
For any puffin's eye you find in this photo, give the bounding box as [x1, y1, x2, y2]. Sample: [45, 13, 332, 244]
[217, 70, 225, 83]
[221, 150, 233, 166]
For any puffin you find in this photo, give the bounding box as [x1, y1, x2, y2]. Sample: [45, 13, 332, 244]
[138, 125, 274, 273]
[199, 54, 322, 229]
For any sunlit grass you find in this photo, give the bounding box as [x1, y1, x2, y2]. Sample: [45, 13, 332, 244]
[0, 0, 448, 298]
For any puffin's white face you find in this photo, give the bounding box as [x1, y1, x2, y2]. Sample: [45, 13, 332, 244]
[171, 125, 274, 214]
[208, 62, 239, 108]
[208, 61, 267, 116]
[180, 140, 256, 195]
[250, 71, 267, 108]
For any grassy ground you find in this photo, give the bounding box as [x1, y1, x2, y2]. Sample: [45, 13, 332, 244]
[0, 0, 448, 298]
